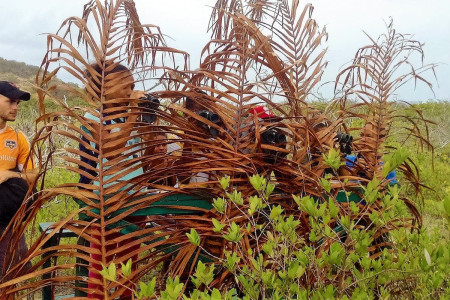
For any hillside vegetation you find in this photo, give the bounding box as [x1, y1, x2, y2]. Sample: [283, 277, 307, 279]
[0, 57, 82, 104]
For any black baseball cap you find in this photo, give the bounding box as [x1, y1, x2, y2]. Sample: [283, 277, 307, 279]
[0, 81, 31, 101]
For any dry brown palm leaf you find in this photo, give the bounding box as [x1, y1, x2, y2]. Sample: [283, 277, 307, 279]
[138, 1, 343, 290]
[332, 18, 435, 236]
[335, 18, 435, 182]
[1, 1, 434, 298]
[0, 0, 191, 298]
[204, 1, 333, 177]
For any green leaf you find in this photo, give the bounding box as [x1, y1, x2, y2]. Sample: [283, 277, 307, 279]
[225, 251, 240, 271]
[296, 251, 309, 266]
[276, 215, 300, 237]
[381, 161, 392, 178]
[322, 148, 345, 170]
[226, 190, 243, 205]
[324, 284, 335, 298]
[265, 182, 275, 198]
[339, 215, 350, 230]
[250, 257, 261, 272]
[324, 225, 332, 237]
[432, 272, 444, 289]
[323, 213, 331, 226]
[237, 274, 258, 299]
[360, 257, 371, 270]
[249, 174, 266, 192]
[287, 261, 305, 279]
[272, 290, 283, 300]
[162, 276, 184, 300]
[212, 197, 226, 214]
[186, 228, 201, 246]
[382, 147, 409, 177]
[296, 195, 318, 217]
[212, 218, 226, 233]
[224, 222, 243, 242]
[191, 261, 215, 288]
[261, 270, 275, 287]
[369, 211, 380, 226]
[99, 262, 116, 282]
[319, 177, 332, 193]
[262, 241, 275, 256]
[211, 289, 222, 300]
[220, 175, 231, 190]
[350, 201, 359, 214]
[225, 289, 238, 300]
[278, 269, 287, 280]
[269, 205, 283, 220]
[363, 178, 380, 204]
[309, 230, 317, 242]
[248, 195, 263, 215]
[136, 278, 156, 299]
[293, 194, 302, 207]
[444, 195, 450, 222]
[328, 198, 339, 218]
[326, 242, 345, 265]
[120, 258, 132, 278]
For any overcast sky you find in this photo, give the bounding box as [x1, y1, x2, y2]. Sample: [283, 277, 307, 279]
[0, 0, 448, 102]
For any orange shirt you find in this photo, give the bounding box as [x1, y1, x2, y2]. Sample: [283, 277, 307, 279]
[0, 125, 34, 171]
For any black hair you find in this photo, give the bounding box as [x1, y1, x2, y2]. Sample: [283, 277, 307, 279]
[185, 89, 208, 111]
[85, 62, 133, 98]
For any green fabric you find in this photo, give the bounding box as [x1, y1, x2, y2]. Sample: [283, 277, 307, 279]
[117, 193, 213, 234]
[336, 190, 363, 203]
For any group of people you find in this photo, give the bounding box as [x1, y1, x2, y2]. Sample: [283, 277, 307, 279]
[0, 63, 395, 298]
[0, 64, 225, 292]
[0, 65, 315, 281]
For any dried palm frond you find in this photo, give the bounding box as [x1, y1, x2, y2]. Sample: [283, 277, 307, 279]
[335, 18, 434, 182]
[146, 0, 340, 290]
[334, 18, 436, 234]
[0, 1, 433, 298]
[0, 0, 190, 297]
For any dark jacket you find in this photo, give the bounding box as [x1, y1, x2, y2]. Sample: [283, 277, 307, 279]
[0, 176, 31, 226]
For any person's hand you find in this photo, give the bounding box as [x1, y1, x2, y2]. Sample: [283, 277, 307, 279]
[130, 90, 146, 106]
[132, 91, 160, 124]
[0, 170, 20, 184]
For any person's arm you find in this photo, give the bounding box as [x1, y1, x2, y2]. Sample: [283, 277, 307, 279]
[0, 168, 37, 185]
[0, 169, 21, 184]
[21, 168, 38, 184]
[15, 131, 38, 184]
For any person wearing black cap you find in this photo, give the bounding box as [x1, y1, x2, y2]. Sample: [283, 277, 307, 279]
[0, 81, 36, 278]
[0, 81, 36, 183]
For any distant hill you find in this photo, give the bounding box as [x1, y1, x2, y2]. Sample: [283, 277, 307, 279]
[0, 57, 41, 92]
[0, 57, 81, 101]
[0, 57, 40, 79]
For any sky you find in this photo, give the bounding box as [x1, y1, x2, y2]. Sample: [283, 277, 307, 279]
[0, 0, 449, 102]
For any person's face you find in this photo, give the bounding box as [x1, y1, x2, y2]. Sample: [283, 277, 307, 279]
[104, 71, 135, 107]
[0, 94, 20, 124]
[153, 135, 168, 154]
